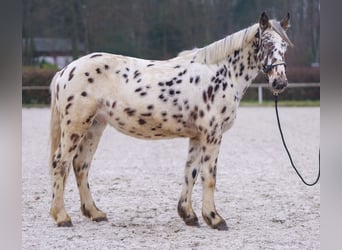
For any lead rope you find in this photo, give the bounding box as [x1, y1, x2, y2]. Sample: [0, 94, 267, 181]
[274, 94, 320, 186]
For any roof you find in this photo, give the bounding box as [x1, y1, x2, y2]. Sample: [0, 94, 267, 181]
[22, 38, 85, 53]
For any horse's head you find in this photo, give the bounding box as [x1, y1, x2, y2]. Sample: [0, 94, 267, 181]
[258, 12, 294, 95]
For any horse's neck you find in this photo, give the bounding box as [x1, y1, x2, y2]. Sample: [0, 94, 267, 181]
[217, 39, 262, 100]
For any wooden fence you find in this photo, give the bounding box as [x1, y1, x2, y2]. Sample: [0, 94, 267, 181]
[22, 82, 320, 104]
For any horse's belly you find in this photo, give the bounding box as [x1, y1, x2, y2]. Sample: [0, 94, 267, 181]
[103, 111, 194, 140]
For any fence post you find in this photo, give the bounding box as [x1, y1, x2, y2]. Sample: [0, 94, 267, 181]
[258, 85, 263, 104]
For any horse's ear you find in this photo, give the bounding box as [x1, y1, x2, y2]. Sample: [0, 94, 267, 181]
[259, 11, 270, 32]
[280, 12, 290, 30]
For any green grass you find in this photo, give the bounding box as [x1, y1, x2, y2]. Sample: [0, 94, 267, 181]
[240, 100, 320, 107]
[22, 103, 50, 108]
[23, 100, 320, 108]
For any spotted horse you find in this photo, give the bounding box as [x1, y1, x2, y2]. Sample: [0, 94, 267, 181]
[49, 12, 293, 230]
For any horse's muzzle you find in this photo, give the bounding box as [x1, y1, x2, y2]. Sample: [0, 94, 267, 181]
[271, 78, 288, 94]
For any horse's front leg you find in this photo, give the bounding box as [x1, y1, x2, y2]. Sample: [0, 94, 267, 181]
[201, 139, 228, 230]
[177, 138, 202, 227]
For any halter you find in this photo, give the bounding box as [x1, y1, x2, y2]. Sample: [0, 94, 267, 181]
[257, 27, 287, 79]
[262, 61, 287, 74]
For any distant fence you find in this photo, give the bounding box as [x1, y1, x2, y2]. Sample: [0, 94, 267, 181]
[22, 82, 320, 104]
[249, 82, 320, 103]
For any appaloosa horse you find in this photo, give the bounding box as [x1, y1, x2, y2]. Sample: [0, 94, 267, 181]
[49, 12, 293, 230]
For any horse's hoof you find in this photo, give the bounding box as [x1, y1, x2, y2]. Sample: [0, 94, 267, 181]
[93, 216, 108, 222]
[214, 220, 228, 231]
[57, 221, 73, 227]
[185, 217, 200, 227]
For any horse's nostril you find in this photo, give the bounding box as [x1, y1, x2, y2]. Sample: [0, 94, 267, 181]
[272, 79, 277, 88]
[272, 79, 288, 91]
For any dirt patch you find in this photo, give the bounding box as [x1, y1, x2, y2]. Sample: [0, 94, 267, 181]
[22, 107, 320, 249]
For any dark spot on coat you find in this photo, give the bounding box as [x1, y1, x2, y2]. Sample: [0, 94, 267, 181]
[65, 103, 72, 114]
[90, 53, 103, 58]
[70, 133, 79, 144]
[207, 86, 213, 98]
[204, 155, 211, 162]
[124, 108, 136, 116]
[67, 95, 74, 102]
[81, 91, 87, 97]
[68, 67, 76, 81]
[138, 119, 146, 125]
[221, 106, 227, 113]
[133, 71, 141, 79]
[203, 91, 207, 103]
[192, 169, 197, 179]
[52, 161, 57, 168]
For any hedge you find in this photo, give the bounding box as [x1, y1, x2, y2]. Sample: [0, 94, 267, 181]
[22, 66, 320, 105]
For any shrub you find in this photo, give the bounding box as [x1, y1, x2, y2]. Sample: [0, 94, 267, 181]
[253, 67, 320, 83]
[22, 67, 57, 105]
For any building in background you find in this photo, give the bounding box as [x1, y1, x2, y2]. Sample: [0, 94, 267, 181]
[22, 38, 85, 69]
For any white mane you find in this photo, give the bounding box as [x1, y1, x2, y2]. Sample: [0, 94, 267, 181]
[178, 20, 293, 65]
[188, 23, 260, 64]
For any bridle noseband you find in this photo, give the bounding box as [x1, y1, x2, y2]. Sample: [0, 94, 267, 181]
[262, 61, 286, 81]
[262, 61, 287, 75]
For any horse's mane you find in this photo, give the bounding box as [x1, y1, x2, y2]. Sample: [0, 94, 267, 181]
[179, 20, 293, 65]
[187, 23, 260, 64]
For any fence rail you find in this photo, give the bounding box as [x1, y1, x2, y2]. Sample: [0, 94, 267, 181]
[22, 86, 50, 90]
[22, 82, 320, 104]
[249, 82, 320, 103]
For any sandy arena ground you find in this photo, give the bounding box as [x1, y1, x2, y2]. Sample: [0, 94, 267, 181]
[22, 106, 320, 249]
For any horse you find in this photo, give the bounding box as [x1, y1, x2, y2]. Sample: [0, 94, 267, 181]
[49, 11, 293, 230]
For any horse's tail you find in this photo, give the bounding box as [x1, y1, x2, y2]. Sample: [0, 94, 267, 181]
[49, 72, 61, 165]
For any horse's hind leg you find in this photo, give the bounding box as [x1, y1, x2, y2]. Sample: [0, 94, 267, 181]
[73, 115, 107, 222]
[50, 117, 92, 226]
[177, 138, 202, 227]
